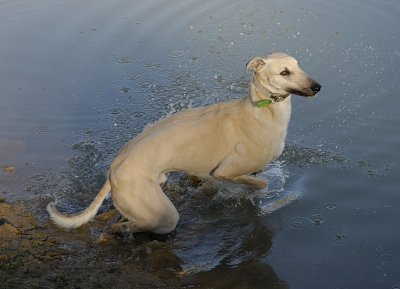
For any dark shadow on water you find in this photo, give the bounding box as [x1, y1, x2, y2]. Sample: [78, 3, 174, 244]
[176, 207, 288, 288]
[184, 261, 288, 289]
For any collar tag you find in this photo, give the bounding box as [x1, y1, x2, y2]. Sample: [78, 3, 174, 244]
[255, 99, 272, 108]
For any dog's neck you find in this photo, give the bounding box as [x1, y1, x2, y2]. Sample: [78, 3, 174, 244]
[245, 75, 292, 133]
[250, 76, 290, 108]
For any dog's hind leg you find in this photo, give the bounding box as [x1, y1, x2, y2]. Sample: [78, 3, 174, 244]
[110, 220, 173, 235]
[111, 181, 179, 235]
[110, 221, 139, 235]
[95, 209, 120, 222]
[110, 206, 179, 235]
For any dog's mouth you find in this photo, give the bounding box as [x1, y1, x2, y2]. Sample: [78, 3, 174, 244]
[289, 82, 321, 97]
[292, 89, 317, 97]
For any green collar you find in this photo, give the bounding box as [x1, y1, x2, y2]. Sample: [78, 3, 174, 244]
[255, 99, 273, 108]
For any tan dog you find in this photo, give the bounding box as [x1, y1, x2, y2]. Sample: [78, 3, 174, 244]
[47, 53, 321, 234]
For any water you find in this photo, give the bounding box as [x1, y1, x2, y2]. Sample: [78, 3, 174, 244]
[1, 0, 399, 288]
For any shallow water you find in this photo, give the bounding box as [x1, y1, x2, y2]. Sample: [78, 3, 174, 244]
[1, 0, 400, 288]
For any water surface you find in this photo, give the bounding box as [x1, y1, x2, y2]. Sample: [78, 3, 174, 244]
[1, 0, 399, 288]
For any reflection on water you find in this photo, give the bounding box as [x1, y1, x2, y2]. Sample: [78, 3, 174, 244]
[174, 192, 282, 287]
[1, 0, 400, 288]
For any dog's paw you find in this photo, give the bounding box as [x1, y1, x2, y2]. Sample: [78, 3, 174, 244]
[109, 222, 131, 237]
[253, 179, 268, 190]
[95, 209, 120, 223]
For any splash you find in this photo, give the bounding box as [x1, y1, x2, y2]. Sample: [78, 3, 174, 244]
[252, 161, 305, 215]
[212, 161, 303, 215]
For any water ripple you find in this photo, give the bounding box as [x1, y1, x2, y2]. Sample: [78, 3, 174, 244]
[134, 80, 154, 93]
[115, 56, 136, 64]
[30, 174, 46, 182]
[168, 50, 186, 59]
[108, 108, 123, 115]
[288, 217, 313, 229]
[35, 125, 51, 133]
[378, 253, 395, 263]
[124, 72, 143, 81]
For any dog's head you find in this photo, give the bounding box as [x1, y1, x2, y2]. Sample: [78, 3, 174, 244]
[247, 53, 321, 97]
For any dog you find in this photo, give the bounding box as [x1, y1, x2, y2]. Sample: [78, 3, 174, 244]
[47, 52, 321, 234]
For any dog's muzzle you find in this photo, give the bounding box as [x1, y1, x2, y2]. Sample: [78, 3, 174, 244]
[291, 81, 322, 97]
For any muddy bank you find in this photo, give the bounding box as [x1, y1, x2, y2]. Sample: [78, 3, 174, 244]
[0, 199, 181, 289]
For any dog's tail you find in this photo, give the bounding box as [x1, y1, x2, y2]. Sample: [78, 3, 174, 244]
[47, 179, 111, 229]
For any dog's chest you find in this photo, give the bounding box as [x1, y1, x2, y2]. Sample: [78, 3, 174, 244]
[258, 132, 286, 163]
[255, 101, 291, 161]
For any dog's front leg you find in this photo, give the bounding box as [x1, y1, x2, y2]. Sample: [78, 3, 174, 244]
[230, 175, 267, 189]
[214, 174, 267, 189]
[211, 152, 267, 189]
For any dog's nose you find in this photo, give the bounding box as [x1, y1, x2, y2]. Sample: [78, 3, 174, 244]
[311, 82, 321, 93]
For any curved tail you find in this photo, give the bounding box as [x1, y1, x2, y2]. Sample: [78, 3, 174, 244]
[47, 179, 111, 229]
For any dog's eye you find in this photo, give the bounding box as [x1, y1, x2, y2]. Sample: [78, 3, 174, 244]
[280, 70, 290, 76]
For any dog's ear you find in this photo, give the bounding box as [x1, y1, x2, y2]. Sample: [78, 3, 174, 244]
[246, 57, 266, 72]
